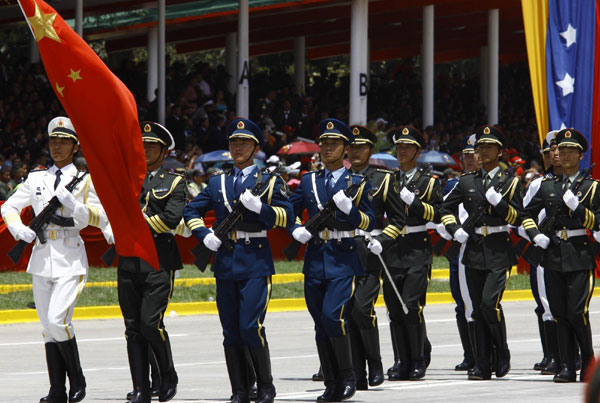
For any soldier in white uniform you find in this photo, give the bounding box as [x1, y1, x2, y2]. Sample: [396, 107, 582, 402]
[1, 117, 111, 403]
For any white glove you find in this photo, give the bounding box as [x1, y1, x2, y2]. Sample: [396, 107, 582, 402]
[593, 231, 600, 243]
[454, 228, 469, 244]
[485, 187, 503, 207]
[563, 189, 579, 211]
[240, 189, 262, 214]
[292, 227, 313, 244]
[16, 226, 36, 243]
[333, 190, 353, 215]
[533, 234, 550, 249]
[367, 239, 383, 255]
[203, 232, 222, 252]
[400, 187, 415, 206]
[436, 223, 452, 241]
[55, 186, 78, 210]
[104, 226, 115, 244]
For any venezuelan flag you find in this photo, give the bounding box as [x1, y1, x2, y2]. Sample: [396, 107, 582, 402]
[522, 0, 600, 172]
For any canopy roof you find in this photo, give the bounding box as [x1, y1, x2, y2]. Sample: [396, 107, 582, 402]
[0, 0, 524, 62]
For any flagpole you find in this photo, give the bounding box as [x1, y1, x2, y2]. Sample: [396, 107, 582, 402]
[158, 0, 166, 125]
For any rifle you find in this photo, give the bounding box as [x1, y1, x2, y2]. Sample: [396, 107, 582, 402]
[435, 169, 514, 261]
[521, 164, 595, 267]
[282, 176, 368, 261]
[8, 170, 88, 264]
[191, 166, 283, 272]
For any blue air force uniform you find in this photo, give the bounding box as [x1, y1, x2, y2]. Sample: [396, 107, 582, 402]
[289, 119, 374, 401]
[183, 118, 291, 403]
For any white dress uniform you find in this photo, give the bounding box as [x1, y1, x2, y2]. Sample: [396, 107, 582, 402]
[1, 162, 109, 341]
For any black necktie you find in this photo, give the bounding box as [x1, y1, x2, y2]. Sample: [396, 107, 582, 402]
[54, 170, 62, 190]
[484, 175, 490, 190]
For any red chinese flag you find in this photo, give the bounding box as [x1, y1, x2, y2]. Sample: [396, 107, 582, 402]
[18, 0, 159, 269]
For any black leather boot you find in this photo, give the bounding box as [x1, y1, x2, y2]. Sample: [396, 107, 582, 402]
[533, 313, 548, 370]
[554, 323, 577, 383]
[487, 322, 511, 378]
[248, 346, 276, 403]
[455, 314, 475, 371]
[315, 339, 338, 403]
[467, 321, 477, 375]
[468, 321, 491, 380]
[127, 346, 160, 400]
[224, 346, 250, 403]
[350, 330, 367, 390]
[56, 338, 86, 403]
[388, 323, 410, 380]
[387, 322, 402, 376]
[312, 367, 323, 382]
[330, 335, 356, 401]
[573, 323, 595, 382]
[40, 342, 68, 403]
[126, 339, 151, 403]
[424, 323, 432, 369]
[150, 333, 178, 402]
[406, 323, 426, 380]
[360, 327, 384, 386]
[541, 320, 561, 375]
[244, 348, 258, 400]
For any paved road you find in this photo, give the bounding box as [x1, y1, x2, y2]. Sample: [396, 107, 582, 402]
[0, 299, 593, 403]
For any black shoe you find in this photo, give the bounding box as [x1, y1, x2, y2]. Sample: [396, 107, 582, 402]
[158, 369, 178, 402]
[316, 384, 337, 402]
[455, 358, 475, 371]
[335, 375, 356, 401]
[312, 367, 323, 382]
[368, 359, 384, 386]
[468, 363, 492, 380]
[40, 390, 68, 403]
[129, 387, 151, 403]
[533, 356, 548, 371]
[387, 360, 401, 377]
[388, 365, 410, 381]
[249, 383, 258, 400]
[541, 357, 560, 375]
[356, 377, 368, 390]
[553, 364, 577, 383]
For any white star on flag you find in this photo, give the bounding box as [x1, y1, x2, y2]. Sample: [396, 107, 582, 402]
[560, 24, 577, 48]
[556, 72, 575, 96]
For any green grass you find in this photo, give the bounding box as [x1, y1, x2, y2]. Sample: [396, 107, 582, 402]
[0, 258, 534, 310]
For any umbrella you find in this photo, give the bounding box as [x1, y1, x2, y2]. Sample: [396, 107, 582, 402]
[277, 140, 320, 155]
[195, 150, 233, 163]
[369, 152, 399, 169]
[417, 150, 454, 166]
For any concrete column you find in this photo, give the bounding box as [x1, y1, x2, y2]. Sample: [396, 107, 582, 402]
[480, 46, 488, 109]
[226, 32, 237, 95]
[147, 26, 158, 102]
[158, 0, 166, 125]
[349, 0, 368, 125]
[236, 0, 250, 118]
[294, 36, 305, 96]
[422, 4, 434, 129]
[75, 0, 83, 37]
[488, 9, 499, 125]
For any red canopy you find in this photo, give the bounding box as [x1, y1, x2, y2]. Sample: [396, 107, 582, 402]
[277, 140, 320, 155]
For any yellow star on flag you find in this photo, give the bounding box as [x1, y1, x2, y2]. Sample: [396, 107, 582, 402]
[68, 69, 82, 83]
[27, 2, 61, 43]
[55, 82, 65, 97]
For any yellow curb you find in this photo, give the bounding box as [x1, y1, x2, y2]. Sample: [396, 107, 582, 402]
[0, 288, 584, 325]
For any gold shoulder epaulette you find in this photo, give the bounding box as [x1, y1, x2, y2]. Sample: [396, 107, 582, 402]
[376, 168, 394, 174]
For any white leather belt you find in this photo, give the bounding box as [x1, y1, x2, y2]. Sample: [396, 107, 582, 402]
[398, 225, 427, 235]
[555, 229, 587, 240]
[230, 230, 267, 242]
[355, 229, 383, 237]
[44, 229, 79, 240]
[474, 225, 508, 236]
[318, 229, 355, 240]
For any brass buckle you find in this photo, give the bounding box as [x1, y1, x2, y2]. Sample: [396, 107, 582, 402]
[48, 230, 57, 240]
[560, 230, 568, 241]
[322, 228, 330, 243]
[231, 231, 237, 242]
[480, 226, 489, 237]
[399, 226, 407, 237]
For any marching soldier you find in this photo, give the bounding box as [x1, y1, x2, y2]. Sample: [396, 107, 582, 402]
[1, 116, 110, 403]
[117, 122, 187, 403]
[346, 125, 389, 389]
[184, 118, 292, 403]
[368, 126, 441, 381]
[523, 130, 561, 375]
[289, 118, 374, 402]
[521, 129, 599, 382]
[439, 125, 521, 380]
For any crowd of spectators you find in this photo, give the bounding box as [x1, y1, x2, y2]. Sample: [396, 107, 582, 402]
[0, 50, 541, 200]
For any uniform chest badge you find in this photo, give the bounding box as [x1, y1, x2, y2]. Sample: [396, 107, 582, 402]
[414, 189, 420, 195]
[549, 193, 556, 197]
[577, 191, 582, 197]
[36, 187, 41, 196]
[467, 189, 475, 193]
[155, 188, 169, 192]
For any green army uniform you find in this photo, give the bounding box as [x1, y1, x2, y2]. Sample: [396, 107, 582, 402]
[440, 126, 521, 381]
[375, 126, 442, 381]
[117, 122, 188, 403]
[521, 129, 600, 382]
